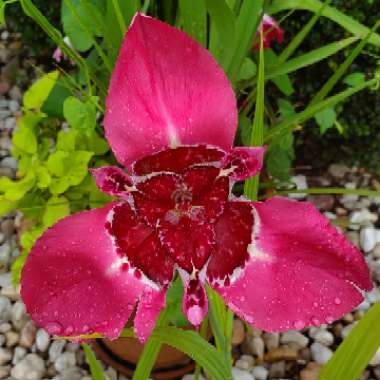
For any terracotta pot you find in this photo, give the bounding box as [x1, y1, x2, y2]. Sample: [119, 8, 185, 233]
[92, 336, 194, 379]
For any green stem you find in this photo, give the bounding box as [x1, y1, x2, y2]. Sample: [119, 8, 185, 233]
[194, 317, 209, 380]
[112, 0, 127, 36]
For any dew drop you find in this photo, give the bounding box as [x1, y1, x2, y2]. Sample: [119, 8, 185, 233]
[334, 297, 342, 305]
[46, 321, 63, 335]
[65, 325, 74, 335]
[311, 317, 320, 326]
[325, 315, 334, 324]
[293, 320, 305, 329]
[313, 302, 319, 308]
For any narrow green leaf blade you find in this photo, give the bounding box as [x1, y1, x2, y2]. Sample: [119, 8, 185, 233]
[178, 0, 207, 46]
[310, 21, 380, 105]
[318, 303, 380, 380]
[82, 343, 107, 380]
[244, 32, 265, 200]
[265, 77, 378, 143]
[204, 0, 236, 67]
[266, 37, 357, 80]
[227, 0, 264, 83]
[153, 326, 232, 380]
[269, 0, 380, 47]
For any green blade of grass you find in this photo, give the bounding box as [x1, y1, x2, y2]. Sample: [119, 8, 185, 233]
[244, 31, 265, 200]
[264, 77, 378, 143]
[227, 0, 264, 83]
[266, 36, 357, 80]
[278, 0, 332, 63]
[310, 21, 380, 105]
[269, 0, 380, 47]
[82, 344, 107, 380]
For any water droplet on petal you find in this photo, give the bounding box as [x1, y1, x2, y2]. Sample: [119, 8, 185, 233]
[325, 315, 334, 324]
[311, 317, 320, 326]
[46, 321, 63, 335]
[294, 320, 305, 329]
[334, 297, 342, 305]
[65, 325, 74, 335]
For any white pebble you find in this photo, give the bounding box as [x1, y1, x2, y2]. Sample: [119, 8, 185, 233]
[360, 227, 378, 253]
[310, 342, 333, 365]
[232, 367, 255, 380]
[313, 330, 334, 346]
[252, 366, 268, 380]
[36, 329, 50, 352]
[54, 352, 76, 373]
[369, 347, 380, 366]
[280, 331, 309, 348]
[11, 353, 45, 380]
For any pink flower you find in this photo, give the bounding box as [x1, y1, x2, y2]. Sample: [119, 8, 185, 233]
[21, 14, 372, 342]
[254, 14, 284, 50]
[52, 37, 75, 65]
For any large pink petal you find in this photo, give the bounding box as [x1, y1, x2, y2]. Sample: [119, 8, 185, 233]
[21, 204, 147, 339]
[104, 14, 237, 168]
[212, 197, 372, 331]
[134, 288, 166, 342]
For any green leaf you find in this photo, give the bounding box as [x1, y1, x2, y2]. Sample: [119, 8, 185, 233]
[86, 132, 109, 155]
[35, 166, 51, 189]
[56, 129, 79, 152]
[265, 77, 378, 143]
[278, 99, 296, 119]
[0, 171, 36, 201]
[178, 0, 206, 46]
[82, 344, 107, 380]
[41, 79, 72, 118]
[43, 196, 70, 227]
[205, 0, 236, 67]
[266, 37, 358, 80]
[152, 327, 232, 380]
[315, 107, 336, 133]
[227, 0, 264, 83]
[317, 303, 380, 380]
[23, 71, 59, 111]
[344, 72, 366, 87]
[47, 151, 69, 177]
[61, 0, 106, 51]
[0, 196, 17, 217]
[244, 31, 265, 200]
[264, 49, 294, 95]
[166, 277, 188, 327]
[266, 145, 292, 181]
[63, 96, 97, 135]
[0, 1, 5, 24]
[237, 58, 257, 81]
[12, 125, 37, 155]
[269, 0, 380, 47]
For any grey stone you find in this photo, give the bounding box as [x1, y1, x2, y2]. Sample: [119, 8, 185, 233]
[246, 337, 264, 358]
[19, 320, 37, 348]
[310, 342, 333, 365]
[0, 364, 10, 378]
[0, 272, 12, 288]
[1, 156, 18, 170]
[251, 366, 268, 380]
[0, 347, 12, 364]
[0, 296, 11, 324]
[231, 367, 255, 380]
[5, 330, 19, 347]
[235, 355, 255, 371]
[280, 330, 309, 348]
[328, 164, 349, 179]
[49, 340, 66, 362]
[8, 100, 20, 113]
[104, 367, 118, 380]
[4, 117, 16, 130]
[11, 353, 46, 380]
[11, 301, 28, 330]
[0, 242, 11, 264]
[54, 352, 76, 373]
[36, 329, 50, 352]
[360, 227, 378, 253]
[263, 332, 279, 351]
[12, 346, 27, 365]
[313, 330, 334, 346]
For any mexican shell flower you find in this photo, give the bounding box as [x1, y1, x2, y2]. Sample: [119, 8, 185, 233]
[21, 14, 372, 342]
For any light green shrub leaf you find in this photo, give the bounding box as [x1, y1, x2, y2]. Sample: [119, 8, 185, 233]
[237, 58, 257, 81]
[23, 71, 59, 111]
[0, 196, 17, 217]
[35, 166, 51, 189]
[47, 151, 69, 177]
[86, 132, 109, 155]
[12, 126, 37, 154]
[278, 99, 296, 119]
[315, 107, 337, 133]
[43, 196, 70, 227]
[344, 72, 366, 87]
[0, 172, 36, 201]
[56, 129, 79, 152]
[63, 96, 97, 135]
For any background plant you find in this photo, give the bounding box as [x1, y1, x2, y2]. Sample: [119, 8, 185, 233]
[1, 0, 380, 379]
